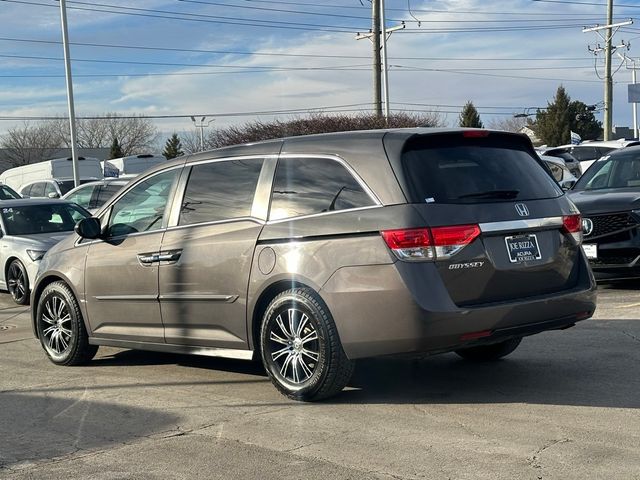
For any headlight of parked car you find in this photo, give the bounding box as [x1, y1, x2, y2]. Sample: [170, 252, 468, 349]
[26, 249, 47, 261]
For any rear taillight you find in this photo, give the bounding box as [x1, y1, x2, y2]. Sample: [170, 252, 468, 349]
[381, 228, 434, 261]
[462, 130, 490, 138]
[562, 214, 582, 245]
[381, 224, 480, 262]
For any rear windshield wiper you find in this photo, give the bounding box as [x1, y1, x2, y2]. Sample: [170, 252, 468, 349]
[457, 189, 520, 200]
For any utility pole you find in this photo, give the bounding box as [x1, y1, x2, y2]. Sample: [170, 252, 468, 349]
[372, 0, 382, 117]
[584, 6, 632, 140]
[604, 0, 613, 140]
[356, 6, 405, 120]
[59, 0, 80, 187]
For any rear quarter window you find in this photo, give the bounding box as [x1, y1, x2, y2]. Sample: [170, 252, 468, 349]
[402, 135, 562, 204]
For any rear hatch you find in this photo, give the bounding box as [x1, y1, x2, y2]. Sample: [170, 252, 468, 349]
[383, 130, 584, 306]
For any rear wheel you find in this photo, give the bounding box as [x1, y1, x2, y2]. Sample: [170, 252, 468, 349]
[36, 281, 98, 366]
[260, 288, 354, 401]
[7, 259, 29, 305]
[455, 337, 522, 361]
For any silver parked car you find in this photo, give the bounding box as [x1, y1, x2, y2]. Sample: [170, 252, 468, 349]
[0, 199, 89, 304]
[62, 178, 131, 213]
[31, 129, 596, 401]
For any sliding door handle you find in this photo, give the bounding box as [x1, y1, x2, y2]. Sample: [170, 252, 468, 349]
[157, 249, 182, 263]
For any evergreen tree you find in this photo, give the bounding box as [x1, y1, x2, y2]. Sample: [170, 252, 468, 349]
[458, 101, 484, 128]
[163, 133, 184, 159]
[532, 85, 602, 145]
[109, 137, 124, 159]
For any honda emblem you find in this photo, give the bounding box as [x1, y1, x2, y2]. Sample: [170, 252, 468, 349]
[515, 203, 530, 217]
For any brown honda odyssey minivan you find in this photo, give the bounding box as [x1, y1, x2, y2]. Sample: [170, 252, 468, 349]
[31, 128, 597, 401]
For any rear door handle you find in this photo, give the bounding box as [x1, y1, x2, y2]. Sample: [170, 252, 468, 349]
[137, 253, 159, 265]
[157, 249, 182, 263]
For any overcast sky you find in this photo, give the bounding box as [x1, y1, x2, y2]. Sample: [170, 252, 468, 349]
[2, 0, 640, 139]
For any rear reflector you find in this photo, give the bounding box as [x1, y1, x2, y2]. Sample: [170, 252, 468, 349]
[462, 130, 490, 138]
[562, 214, 582, 245]
[460, 330, 492, 341]
[381, 224, 480, 261]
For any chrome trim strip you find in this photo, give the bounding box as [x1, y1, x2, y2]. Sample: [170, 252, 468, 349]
[266, 204, 383, 225]
[479, 217, 564, 233]
[88, 337, 253, 360]
[158, 294, 238, 303]
[94, 295, 157, 301]
[164, 216, 264, 232]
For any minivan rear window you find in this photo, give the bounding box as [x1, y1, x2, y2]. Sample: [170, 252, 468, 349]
[402, 135, 562, 204]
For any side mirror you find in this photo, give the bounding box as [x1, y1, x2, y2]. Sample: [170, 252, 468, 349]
[48, 192, 60, 199]
[75, 217, 102, 239]
[562, 180, 576, 190]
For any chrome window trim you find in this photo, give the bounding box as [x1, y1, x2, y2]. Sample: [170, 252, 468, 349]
[165, 216, 265, 232]
[266, 204, 383, 225]
[479, 217, 564, 233]
[267, 154, 382, 223]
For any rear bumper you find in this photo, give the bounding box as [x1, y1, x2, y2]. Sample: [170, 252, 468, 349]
[321, 259, 597, 360]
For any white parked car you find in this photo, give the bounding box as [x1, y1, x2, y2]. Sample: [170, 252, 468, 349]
[62, 178, 131, 213]
[542, 140, 640, 173]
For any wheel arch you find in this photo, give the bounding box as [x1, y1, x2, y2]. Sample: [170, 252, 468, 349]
[31, 273, 85, 339]
[249, 278, 320, 354]
[4, 256, 23, 283]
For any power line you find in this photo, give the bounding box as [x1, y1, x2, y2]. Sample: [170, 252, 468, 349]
[0, 0, 360, 33]
[175, 0, 608, 23]
[0, 0, 609, 34]
[191, 0, 640, 16]
[532, 0, 640, 7]
[0, 36, 598, 62]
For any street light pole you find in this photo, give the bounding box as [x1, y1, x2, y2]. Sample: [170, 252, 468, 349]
[59, 0, 80, 187]
[380, 0, 390, 122]
[190, 116, 213, 151]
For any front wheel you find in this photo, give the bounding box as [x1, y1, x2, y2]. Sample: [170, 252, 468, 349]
[455, 337, 522, 361]
[260, 288, 354, 401]
[7, 259, 29, 305]
[36, 281, 98, 366]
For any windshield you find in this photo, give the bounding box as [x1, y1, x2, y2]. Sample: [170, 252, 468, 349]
[57, 179, 95, 196]
[0, 185, 20, 200]
[1, 203, 89, 235]
[402, 136, 563, 204]
[573, 151, 640, 191]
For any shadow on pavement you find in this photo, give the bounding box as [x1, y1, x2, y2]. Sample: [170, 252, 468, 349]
[0, 392, 180, 467]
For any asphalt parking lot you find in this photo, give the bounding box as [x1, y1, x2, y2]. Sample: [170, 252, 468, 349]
[1, 284, 639, 480]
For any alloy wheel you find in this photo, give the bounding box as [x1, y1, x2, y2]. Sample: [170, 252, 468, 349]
[267, 308, 320, 385]
[40, 295, 73, 355]
[7, 262, 27, 304]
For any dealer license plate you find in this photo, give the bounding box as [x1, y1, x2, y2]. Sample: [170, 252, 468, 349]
[505, 234, 542, 263]
[583, 244, 598, 259]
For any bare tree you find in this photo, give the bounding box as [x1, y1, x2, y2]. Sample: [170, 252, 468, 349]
[54, 113, 159, 155]
[179, 129, 203, 154]
[202, 111, 446, 149]
[487, 116, 529, 133]
[0, 122, 63, 167]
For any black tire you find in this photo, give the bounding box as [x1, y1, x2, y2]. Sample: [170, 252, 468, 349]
[455, 337, 522, 362]
[7, 259, 29, 305]
[36, 281, 98, 366]
[260, 288, 354, 401]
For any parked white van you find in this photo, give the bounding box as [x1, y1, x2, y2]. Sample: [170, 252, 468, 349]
[0, 157, 103, 191]
[102, 154, 165, 178]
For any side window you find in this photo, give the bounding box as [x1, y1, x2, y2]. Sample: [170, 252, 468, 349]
[44, 182, 58, 198]
[20, 185, 32, 197]
[179, 159, 264, 226]
[107, 169, 179, 237]
[29, 182, 45, 197]
[269, 157, 375, 221]
[66, 185, 94, 207]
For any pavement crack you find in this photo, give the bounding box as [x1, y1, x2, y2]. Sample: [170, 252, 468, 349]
[622, 331, 640, 343]
[527, 438, 572, 470]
